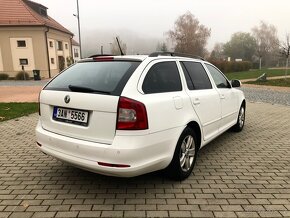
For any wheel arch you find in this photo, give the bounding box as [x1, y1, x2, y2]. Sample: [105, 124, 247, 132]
[186, 121, 202, 150]
[241, 99, 246, 109]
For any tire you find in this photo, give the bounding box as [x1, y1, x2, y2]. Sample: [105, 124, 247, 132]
[232, 105, 245, 132]
[164, 127, 198, 180]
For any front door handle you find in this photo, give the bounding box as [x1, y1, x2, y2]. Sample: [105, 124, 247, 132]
[220, 94, 225, 99]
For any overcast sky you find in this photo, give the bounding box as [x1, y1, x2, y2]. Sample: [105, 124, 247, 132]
[36, 0, 290, 55]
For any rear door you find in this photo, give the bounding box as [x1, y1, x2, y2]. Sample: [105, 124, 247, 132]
[179, 61, 221, 141]
[137, 60, 188, 134]
[40, 59, 140, 144]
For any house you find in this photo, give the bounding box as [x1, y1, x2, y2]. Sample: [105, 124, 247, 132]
[0, 0, 74, 78]
[72, 39, 80, 63]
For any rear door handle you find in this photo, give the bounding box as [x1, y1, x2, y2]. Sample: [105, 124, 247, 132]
[192, 98, 200, 105]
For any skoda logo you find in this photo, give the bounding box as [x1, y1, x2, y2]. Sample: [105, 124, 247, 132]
[64, 95, 70, 104]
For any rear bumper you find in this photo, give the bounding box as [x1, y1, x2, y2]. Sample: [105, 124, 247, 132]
[35, 121, 183, 177]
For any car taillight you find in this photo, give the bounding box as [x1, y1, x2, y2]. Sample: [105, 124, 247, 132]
[117, 97, 148, 130]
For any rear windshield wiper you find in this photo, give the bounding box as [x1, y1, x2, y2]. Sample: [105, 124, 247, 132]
[68, 85, 111, 94]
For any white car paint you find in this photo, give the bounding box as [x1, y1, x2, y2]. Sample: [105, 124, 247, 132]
[36, 54, 245, 177]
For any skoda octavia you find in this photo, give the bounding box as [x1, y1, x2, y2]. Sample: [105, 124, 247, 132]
[36, 52, 245, 180]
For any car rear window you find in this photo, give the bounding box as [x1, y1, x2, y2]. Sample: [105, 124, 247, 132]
[44, 61, 141, 96]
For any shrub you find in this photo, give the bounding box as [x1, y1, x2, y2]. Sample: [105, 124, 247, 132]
[209, 60, 252, 73]
[15, 71, 30, 80]
[59, 56, 65, 71]
[0, 73, 9, 80]
[66, 56, 74, 67]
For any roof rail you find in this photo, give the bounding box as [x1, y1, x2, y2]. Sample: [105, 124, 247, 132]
[89, 54, 114, 58]
[148, 52, 205, 61]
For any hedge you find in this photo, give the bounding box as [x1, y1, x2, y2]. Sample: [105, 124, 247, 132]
[0, 73, 9, 80]
[209, 60, 252, 73]
[15, 71, 30, 80]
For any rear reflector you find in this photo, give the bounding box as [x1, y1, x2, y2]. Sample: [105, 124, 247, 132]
[117, 97, 148, 130]
[98, 162, 130, 168]
[93, 57, 114, 61]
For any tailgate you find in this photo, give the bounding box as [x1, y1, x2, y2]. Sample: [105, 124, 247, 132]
[40, 90, 119, 144]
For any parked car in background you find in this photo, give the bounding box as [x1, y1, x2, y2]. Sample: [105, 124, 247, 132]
[36, 52, 245, 180]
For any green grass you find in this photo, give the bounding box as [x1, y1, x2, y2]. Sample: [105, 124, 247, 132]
[225, 69, 289, 80]
[245, 78, 290, 87]
[0, 103, 38, 122]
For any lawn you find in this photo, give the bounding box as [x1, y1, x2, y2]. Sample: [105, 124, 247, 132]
[225, 69, 289, 80]
[245, 78, 290, 87]
[0, 102, 38, 122]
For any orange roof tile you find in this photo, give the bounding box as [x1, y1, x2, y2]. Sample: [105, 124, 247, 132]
[0, 0, 73, 35]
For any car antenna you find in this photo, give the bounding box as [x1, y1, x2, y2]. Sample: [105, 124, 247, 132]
[116, 36, 124, 56]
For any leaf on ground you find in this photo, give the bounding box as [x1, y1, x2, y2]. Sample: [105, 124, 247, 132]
[3, 107, 10, 111]
[22, 202, 29, 208]
[0, 116, 5, 120]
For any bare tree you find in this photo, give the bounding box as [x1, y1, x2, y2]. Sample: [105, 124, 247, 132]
[168, 12, 211, 56]
[278, 34, 290, 78]
[252, 21, 279, 69]
[110, 37, 127, 55]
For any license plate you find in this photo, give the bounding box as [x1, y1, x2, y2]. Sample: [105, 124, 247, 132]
[53, 107, 89, 126]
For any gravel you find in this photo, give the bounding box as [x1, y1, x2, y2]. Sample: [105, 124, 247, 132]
[241, 87, 290, 106]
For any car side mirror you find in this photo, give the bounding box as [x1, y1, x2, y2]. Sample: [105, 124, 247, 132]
[231, 80, 241, 88]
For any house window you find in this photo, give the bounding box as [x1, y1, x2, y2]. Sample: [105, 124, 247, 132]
[57, 41, 63, 50]
[19, 58, 28, 65]
[49, 41, 53, 47]
[51, 58, 55, 64]
[65, 44, 68, 49]
[17, 40, 26, 47]
[74, 48, 79, 58]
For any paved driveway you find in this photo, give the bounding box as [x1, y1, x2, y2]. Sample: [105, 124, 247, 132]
[0, 102, 290, 218]
[0, 80, 49, 103]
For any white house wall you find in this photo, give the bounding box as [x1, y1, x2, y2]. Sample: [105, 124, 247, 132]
[0, 47, 3, 71]
[63, 41, 70, 63]
[10, 37, 35, 71]
[72, 45, 80, 62]
[47, 38, 57, 70]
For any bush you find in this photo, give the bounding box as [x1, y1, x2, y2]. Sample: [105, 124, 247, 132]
[0, 73, 9, 80]
[209, 60, 252, 73]
[15, 71, 30, 80]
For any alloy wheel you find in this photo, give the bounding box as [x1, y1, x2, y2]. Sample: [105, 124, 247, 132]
[239, 107, 245, 128]
[179, 135, 195, 172]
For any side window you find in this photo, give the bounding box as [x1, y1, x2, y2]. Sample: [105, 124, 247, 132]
[142, 61, 182, 94]
[181, 62, 212, 90]
[205, 64, 230, 88]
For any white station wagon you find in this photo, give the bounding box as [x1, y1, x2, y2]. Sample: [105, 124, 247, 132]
[36, 52, 246, 180]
